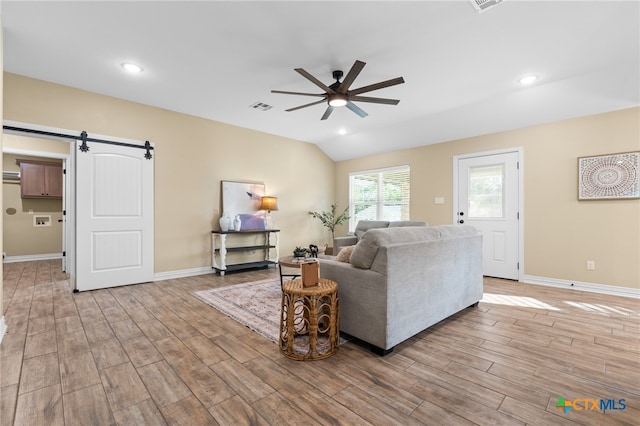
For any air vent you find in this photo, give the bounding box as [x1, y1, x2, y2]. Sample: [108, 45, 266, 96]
[469, 0, 503, 13]
[2, 171, 20, 181]
[249, 102, 273, 111]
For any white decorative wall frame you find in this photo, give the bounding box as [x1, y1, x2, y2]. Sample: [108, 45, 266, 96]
[578, 152, 639, 200]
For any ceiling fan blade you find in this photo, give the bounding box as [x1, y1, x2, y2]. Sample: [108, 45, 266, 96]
[349, 77, 405, 96]
[285, 98, 327, 112]
[271, 90, 326, 97]
[349, 95, 400, 105]
[295, 68, 336, 94]
[337, 60, 366, 93]
[345, 101, 368, 118]
[321, 106, 334, 120]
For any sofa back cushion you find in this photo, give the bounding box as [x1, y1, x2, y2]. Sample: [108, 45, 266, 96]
[353, 220, 428, 241]
[349, 225, 477, 269]
[354, 220, 389, 240]
[388, 220, 428, 228]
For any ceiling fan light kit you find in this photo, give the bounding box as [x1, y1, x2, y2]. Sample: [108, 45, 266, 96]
[272, 60, 405, 120]
[328, 94, 348, 107]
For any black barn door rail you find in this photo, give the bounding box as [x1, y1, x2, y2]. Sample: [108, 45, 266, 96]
[3, 125, 153, 159]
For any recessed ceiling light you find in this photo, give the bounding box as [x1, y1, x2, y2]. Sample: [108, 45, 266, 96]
[338, 128, 348, 135]
[518, 75, 538, 85]
[121, 62, 143, 73]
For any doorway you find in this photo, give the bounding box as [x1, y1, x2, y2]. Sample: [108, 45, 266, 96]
[2, 138, 69, 270]
[453, 148, 523, 280]
[3, 122, 154, 291]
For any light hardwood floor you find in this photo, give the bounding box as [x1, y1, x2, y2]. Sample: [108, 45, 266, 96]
[1, 260, 638, 425]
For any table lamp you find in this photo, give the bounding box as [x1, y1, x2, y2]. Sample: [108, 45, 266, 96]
[259, 196, 278, 229]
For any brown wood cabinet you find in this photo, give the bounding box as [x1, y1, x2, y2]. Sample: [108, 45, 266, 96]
[19, 160, 63, 199]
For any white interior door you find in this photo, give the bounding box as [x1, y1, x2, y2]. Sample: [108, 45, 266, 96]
[75, 141, 154, 291]
[456, 151, 520, 280]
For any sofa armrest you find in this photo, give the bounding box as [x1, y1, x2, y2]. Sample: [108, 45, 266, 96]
[333, 235, 357, 254]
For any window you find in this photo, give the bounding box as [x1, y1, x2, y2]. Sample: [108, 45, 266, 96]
[349, 166, 410, 231]
[468, 164, 504, 218]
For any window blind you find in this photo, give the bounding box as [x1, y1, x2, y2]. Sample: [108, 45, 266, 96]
[348, 165, 410, 232]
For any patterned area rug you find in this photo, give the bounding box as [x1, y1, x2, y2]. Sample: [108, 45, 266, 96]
[193, 278, 284, 344]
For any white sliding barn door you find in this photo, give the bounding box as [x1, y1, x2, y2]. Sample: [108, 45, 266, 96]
[75, 141, 154, 291]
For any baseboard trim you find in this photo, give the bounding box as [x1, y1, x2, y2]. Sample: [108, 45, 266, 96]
[154, 266, 213, 281]
[0, 317, 7, 346]
[3, 253, 63, 263]
[522, 275, 639, 299]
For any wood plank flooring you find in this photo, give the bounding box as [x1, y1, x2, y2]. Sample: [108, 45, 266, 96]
[1, 260, 638, 425]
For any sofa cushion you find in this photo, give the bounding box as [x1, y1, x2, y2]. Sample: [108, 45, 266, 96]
[388, 220, 428, 228]
[349, 225, 477, 269]
[335, 245, 356, 262]
[354, 220, 389, 240]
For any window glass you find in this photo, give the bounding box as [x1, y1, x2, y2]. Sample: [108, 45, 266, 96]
[349, 166, 410, 231]
[468, 164, 504, 218]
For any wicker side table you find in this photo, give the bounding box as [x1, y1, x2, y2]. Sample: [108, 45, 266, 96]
[280, 278, 339, 360]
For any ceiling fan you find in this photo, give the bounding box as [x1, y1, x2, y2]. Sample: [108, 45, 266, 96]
[271, 60, 405, 120]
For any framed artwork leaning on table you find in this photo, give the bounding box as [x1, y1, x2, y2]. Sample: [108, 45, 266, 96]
[221, 180, 266, 229]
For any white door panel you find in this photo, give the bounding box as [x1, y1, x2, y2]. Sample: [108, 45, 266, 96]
[456, 151, 520, 280]
[76, 142, 154, 291]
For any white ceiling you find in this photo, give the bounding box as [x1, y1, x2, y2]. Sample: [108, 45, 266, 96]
[2, 1, 639, 161]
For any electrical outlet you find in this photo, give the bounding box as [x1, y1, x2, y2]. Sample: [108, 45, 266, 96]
[586, 260, 595, 270]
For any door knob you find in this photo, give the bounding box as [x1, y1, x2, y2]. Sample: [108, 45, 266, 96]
[459, 220, 464, 224]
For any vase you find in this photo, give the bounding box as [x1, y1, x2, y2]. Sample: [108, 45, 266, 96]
[219, 213, 230, 232]
[233, 215, 242, 231]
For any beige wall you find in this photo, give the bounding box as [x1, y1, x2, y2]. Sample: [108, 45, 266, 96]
[3, 133, 70, 154]
[336, 108, 640, 290]
[3, 73, 336, 273]
[2, 152, 64, 256]
[1, 71, 638, 294]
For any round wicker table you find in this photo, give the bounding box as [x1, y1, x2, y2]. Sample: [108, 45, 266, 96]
[279, 278, 339, 360]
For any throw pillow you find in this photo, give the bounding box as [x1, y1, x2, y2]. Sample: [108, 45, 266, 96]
[335, 245, 356, 263]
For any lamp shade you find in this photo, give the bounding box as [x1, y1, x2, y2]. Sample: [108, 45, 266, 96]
[259, 196, 279, 212]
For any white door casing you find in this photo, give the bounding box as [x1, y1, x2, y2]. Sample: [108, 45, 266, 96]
[454, 149, 522, 280]
[75, 141, 154, 291]
[61, 158, 67, 272]
[66, 144, 76, 288]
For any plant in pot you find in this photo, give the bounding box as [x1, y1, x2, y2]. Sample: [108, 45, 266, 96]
[292, 246, 307, 260]
[309, 202, 350, 255]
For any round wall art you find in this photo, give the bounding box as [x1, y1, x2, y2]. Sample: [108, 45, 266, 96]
[578, 151, 639, 200]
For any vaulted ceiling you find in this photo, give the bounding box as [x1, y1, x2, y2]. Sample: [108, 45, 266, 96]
[2, 1, 638, 161]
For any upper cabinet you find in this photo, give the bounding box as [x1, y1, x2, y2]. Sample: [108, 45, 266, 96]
[19, 160, 63, 199]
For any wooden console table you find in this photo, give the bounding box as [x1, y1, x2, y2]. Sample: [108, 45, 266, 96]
[211, 229, 280, 275]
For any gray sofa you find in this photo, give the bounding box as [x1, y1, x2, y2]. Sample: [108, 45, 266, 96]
[319, 225, 483, 354]
[333, 220, 428, 255]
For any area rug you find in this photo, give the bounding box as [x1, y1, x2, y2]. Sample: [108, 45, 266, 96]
[193, 278, 285, 344]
